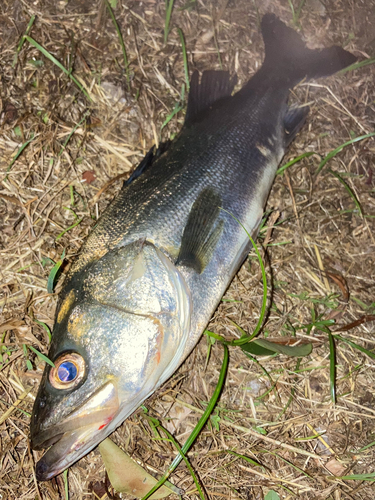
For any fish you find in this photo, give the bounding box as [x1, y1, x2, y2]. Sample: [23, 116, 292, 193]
[30, 14, 356, 481]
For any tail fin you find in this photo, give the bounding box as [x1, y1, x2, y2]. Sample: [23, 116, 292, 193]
[261, 14, 356, 83]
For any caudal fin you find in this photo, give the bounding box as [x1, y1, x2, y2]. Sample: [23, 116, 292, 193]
[261, 14, 356, 83]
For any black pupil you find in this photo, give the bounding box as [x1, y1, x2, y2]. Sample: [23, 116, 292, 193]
[57, 361, 78, 382]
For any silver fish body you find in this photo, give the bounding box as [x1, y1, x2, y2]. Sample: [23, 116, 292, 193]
[30, 14, 356, 480]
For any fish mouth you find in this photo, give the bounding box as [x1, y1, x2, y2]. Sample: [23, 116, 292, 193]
[31, 382, 120, 481]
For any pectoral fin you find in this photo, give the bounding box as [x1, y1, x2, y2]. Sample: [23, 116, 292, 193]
[176, 188, 223, 273]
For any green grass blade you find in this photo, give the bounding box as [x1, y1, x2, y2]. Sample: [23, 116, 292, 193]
[226, 450, 263, 468]
[287, 0, 295, 23]
[219, 209, 267, 346]
[204, 329, 227, 343]
[332, 334, 375, 360]
[22, 344, 33, 370]
[160, 87, 185, 131]
[164, 0, 175, 44]
[56, 218, 83, 241]
[276, 151, 318, 176]
[33, 319, 52, 342]
[276, 358, 301, 420]
[13, 15, 36, 67]
[157, 425, 205, 500]
[269, 451, 312, 478]
[316, 132, 375, 175]
[356, 439, 375, 453]
[295, 0, 306, 21]
[328, 331, 336, 404]
[47, 250, 65, 294]
[4, 135, 35, 181]
[336, 472, 375, 481]
[27, 345, 55, 367]
[339, 58, 375, 75]
[59, 110, 90, 157]
[24, 36, 92, 101]
[328, 169, 363, 216]
[63, 469, 69, 500]
[177, 28, 190, 92]
[104, 0, 130, 86]
[141, 344, 229, 500]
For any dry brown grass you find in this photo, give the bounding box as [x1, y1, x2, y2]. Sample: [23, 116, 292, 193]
[1, 0, 375, 499]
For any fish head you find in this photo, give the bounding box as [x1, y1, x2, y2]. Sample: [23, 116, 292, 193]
[31, 240, 191, 480]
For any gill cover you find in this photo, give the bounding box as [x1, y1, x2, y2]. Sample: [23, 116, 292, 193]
[81, 239, 192, 390]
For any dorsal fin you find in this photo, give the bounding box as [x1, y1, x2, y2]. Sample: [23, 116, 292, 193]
[123, 141, 171, 187]
[176, 188, 223, 273]
[184, 70, 237, 126]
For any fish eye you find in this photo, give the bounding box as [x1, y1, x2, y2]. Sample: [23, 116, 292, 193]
[49, 353, 85, 390]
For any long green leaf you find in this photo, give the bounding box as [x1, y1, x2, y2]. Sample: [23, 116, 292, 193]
[316, 132, 375, 175]
[164, 0, 175, 44]
[339, 58, 375, 74]
[104, 0, 130, 86]
[27, 345, 55, 367]
[337, 472, 375, 481]
[276, 151, 318, 176]
[156, 424, 205, 500]
[13, 15, 36, 67]
[47, 250, 65, 293]
[141, 344, 229, 500]
[177, 28, 189, 91]
[333, 334, 375, 360]
[33, 319, 52, 342]
[4, 135, 35, 181]
[328, 169, 363, 216]
[241, 341, 275, 357]
[219, 209, 268, 345]
[226, 450, 263, 468]
[252, 338, 312, 357]
[56, 218, 83, 241]
[24, 36, 91, 101]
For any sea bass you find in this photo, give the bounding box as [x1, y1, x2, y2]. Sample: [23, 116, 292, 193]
[30, 14, 355, 480]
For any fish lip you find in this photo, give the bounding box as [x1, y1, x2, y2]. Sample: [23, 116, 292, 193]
[34, 423, 104, 481]
[31, 381, 120, 480]
[31, 431, 64, 451]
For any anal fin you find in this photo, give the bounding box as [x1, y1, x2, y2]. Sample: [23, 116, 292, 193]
[176, 188, 223, 273]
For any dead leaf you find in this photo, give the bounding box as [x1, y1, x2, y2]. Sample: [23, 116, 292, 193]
[0, 319, 26, 334]
[98, 438, 175, 499]
[325, 458, 346, 476]
[326, 271, 349, 302]
[82, 170, 96, 184]
[334, 315, 375, 332]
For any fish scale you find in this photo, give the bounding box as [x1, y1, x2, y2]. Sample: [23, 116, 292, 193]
[30, 14, 356, 481]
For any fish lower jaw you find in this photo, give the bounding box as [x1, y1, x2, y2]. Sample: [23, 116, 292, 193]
[34, 420, 115, 481]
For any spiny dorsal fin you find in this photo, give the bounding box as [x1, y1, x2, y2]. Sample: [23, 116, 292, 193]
[284, 105, 310, 147]
[185, 70, 237, 126]
[124, 141, 171, 187]
[176, 188, 223, 273]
